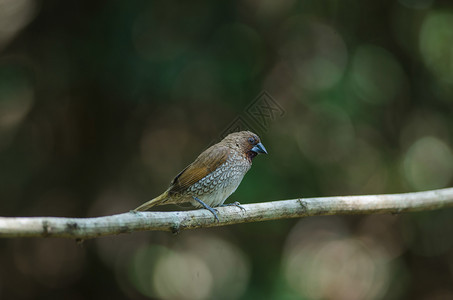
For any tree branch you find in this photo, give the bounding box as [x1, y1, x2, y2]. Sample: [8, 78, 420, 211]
[2, 187, 453, 239]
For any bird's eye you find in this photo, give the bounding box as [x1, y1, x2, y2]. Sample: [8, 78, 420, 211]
[248, 137, 255, 144]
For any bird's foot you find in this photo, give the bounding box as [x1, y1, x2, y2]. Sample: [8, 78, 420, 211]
[193, 197, 220, 222]
[221, 201, 246, 212]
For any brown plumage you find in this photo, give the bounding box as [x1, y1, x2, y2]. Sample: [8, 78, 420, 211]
[134, 131, 267, 220]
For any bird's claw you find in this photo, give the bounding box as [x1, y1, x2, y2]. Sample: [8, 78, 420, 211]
[206, 207, 220, 222]
[205, 207, 219, 222]
[212, 212, 220, 222]
[221, 201, 246, 212]
[193, 196, 220, 222]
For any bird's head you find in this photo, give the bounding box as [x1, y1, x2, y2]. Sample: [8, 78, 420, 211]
[223, 131, 268, 160]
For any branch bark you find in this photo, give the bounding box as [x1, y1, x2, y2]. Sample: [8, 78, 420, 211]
[2, 187, 453, 239]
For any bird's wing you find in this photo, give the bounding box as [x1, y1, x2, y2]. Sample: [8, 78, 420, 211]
[168, 145, 230, 194]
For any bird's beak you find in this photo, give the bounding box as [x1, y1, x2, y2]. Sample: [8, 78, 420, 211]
[251, 142, 268, 154]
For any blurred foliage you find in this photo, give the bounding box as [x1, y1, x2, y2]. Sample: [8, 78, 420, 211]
[1, 0, 453, 299]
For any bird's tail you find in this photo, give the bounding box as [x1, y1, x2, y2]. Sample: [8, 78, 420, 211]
[134, 190, 170, 211]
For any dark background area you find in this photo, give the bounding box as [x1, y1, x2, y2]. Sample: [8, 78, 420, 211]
[1, 0, 453, 299]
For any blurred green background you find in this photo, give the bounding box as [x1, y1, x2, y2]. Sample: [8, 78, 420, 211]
[1, 0, 453, 299]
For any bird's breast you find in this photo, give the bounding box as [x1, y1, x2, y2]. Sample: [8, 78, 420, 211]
[187, 151, 251, 207]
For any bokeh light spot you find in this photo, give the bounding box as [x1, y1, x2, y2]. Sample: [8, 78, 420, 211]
[153, 251, 213, 300]
[279, 18, 348, 91]
[129, 245, 168, 298]
[350, 45, 406, 104]
[403, 136, 453, 190]
[182, 234, 251, 299]
[0, 0, 37, 50]
[398, 0, 434, 10]
[243, 0, 297, 19]
[420, 11, 453, 86]
[129, 234, 250, 300]
[283, 218, 391, 300]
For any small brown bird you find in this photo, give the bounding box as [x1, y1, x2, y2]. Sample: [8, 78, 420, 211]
[135, 131, 267, 220]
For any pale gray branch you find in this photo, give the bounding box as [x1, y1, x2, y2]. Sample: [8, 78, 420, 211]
[2, 187, 453, 239]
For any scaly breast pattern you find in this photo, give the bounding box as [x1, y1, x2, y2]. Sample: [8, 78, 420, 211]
[187, 150, 251, 207]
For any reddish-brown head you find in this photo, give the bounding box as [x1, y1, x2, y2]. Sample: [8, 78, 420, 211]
[222, 131, 267, 160]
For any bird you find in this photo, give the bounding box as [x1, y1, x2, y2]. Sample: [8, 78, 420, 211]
[134, 131, 267, 221]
